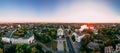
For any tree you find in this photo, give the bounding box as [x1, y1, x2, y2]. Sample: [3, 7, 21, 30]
[22, 44, 31, 53]
[46, 51, 52, 53]
[51, 31, 57, 39]
[0, 41, 3, 48]
[43, 35, 52, 43]
[82, 29, 94, 35]
[31, 47, 37, 53]
[0, 48, 3, 53]
[81, 34, 91, 46]
[16, 44, 24, 53]
[4, 44, 16, 53]
[34, 43, 44, 53]
[99, 44, 104, 53]
[80, 46, 86, 51]
[71, 35, 75, 42]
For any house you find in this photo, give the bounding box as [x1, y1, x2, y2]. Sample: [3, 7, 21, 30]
[104, 44, 120, 53]
[72, 32, 85, 42]
[79, 24, 98, 34]
[114, 43, 120, 53]
[104, 46, 114, 53]
[87, 42, 99, 50]
[79, 25, 88, 32]
[116, 43, 120, 50]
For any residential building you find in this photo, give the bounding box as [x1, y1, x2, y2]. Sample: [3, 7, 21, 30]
[104, 46, 114, 53]
[72, 32, 85, 42]
[87, 42, 99, 50]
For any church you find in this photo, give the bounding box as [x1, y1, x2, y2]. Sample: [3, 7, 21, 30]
[57, 26, 64, 38]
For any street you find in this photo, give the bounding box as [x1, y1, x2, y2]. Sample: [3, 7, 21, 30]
[66, 36, 75, 53]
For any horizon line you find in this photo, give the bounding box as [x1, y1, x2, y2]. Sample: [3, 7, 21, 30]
[0, 21, 120, 24]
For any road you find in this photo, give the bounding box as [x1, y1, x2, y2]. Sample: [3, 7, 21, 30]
[65, 30, 75, 53]
[66, 36, 75, 53]
[65, 30, 81, 53]
[73, 42, 81, 53]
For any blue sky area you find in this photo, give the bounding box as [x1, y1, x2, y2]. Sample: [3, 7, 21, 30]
[0, 0, 120, 23]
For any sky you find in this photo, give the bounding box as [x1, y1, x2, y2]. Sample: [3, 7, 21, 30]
[0, 0, 120, 23]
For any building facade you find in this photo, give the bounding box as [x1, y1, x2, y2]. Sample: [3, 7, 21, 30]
[57, 27, 64, 38]
[2, 35, 34, 44]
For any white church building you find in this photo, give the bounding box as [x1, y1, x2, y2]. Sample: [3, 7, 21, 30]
[2, 35, 34, 44]
[57, 27, 64, 38]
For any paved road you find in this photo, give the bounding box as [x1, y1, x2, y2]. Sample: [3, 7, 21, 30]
[73, 42, 80, 53]
[66, 36, 75, 53]
[65, 30, 75, 53]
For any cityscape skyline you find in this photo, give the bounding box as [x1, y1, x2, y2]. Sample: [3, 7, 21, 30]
[0, 0, 120, 23]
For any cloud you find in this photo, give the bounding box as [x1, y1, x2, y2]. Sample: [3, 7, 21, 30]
[43, 0, 120, 23]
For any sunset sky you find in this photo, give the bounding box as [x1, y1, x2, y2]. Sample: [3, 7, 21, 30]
[0, 0, 120, 23]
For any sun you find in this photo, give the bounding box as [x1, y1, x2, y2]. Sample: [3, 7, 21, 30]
[86, 23, 92, 29]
